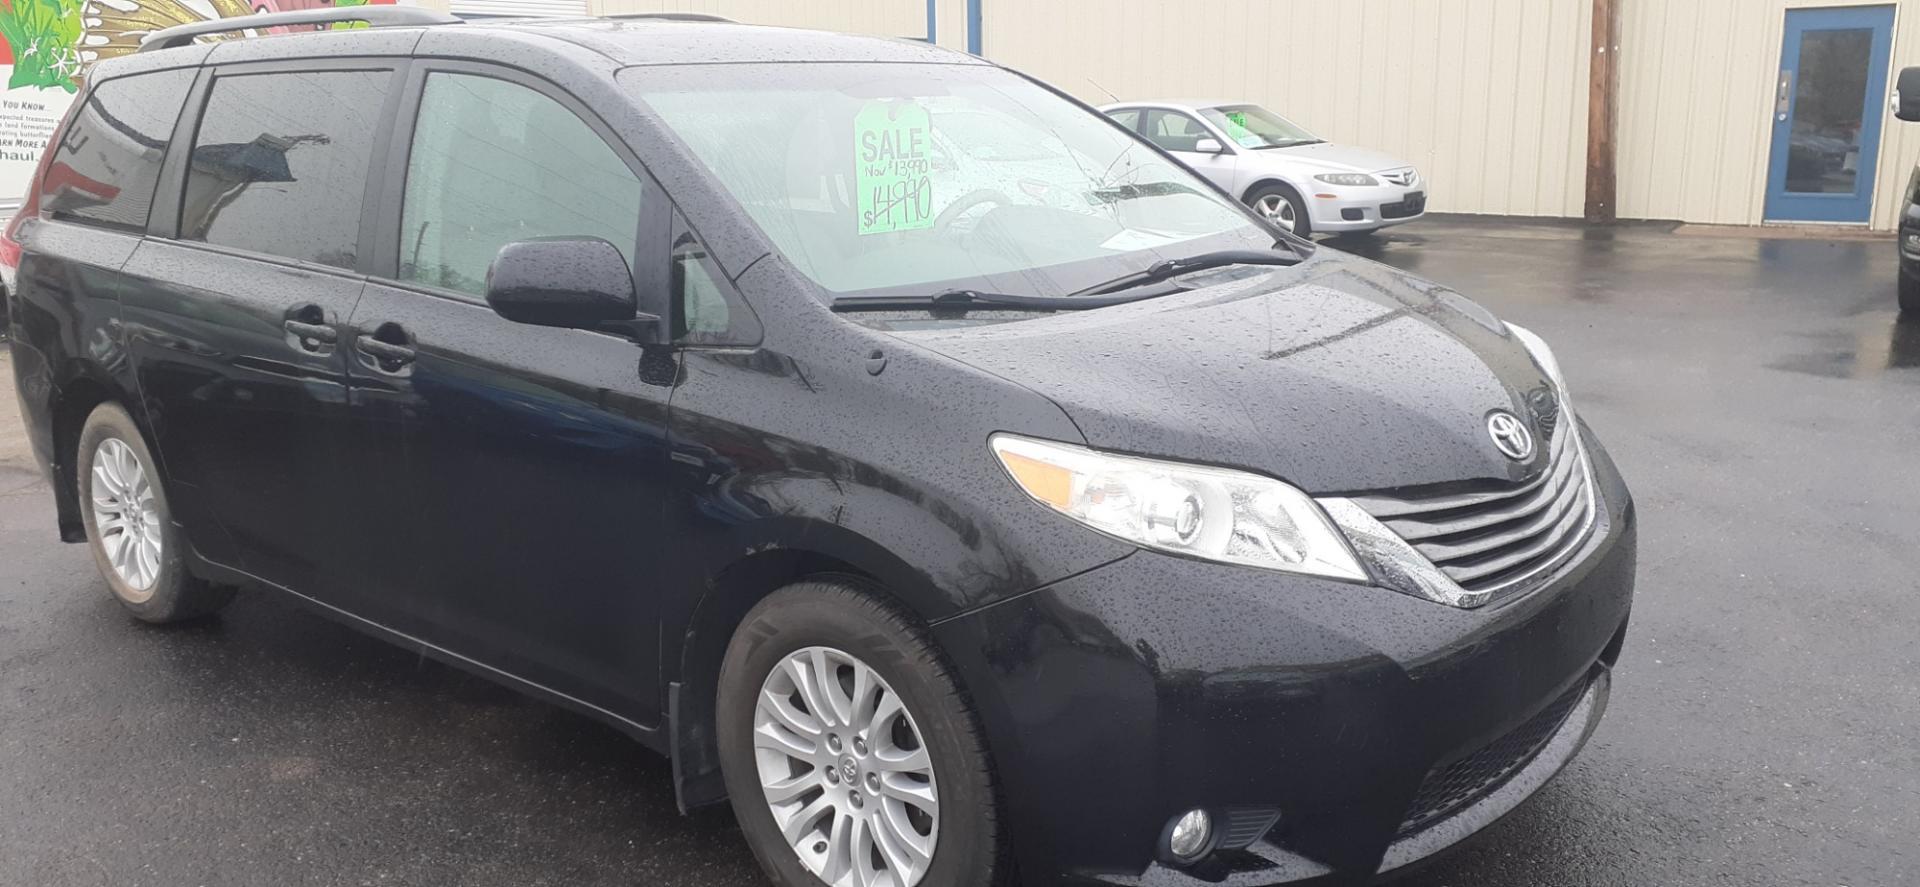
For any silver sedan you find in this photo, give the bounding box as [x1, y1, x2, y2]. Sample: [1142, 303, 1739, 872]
[1101, 99, 1426, 235]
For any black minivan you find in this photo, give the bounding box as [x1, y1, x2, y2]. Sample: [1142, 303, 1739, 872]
[3, 10, 1636, 886]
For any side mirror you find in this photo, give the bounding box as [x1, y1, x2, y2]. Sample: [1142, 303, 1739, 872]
[1193, 137, 1225, 155]
[485, 237, 656, 339]
[1897, 67, 1920, 122]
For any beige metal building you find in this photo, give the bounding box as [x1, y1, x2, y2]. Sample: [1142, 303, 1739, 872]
[441, 0, 1920, 231]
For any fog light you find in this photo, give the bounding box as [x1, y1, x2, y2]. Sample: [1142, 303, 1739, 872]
[1167, 808, 1213, 861]
[1904, 233, 1920, 255]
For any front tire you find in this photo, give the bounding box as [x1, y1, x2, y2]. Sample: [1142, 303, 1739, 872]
[77, 402, 233, 623]
[1901, 265, 1920, 316]
[717, 580, 1005, 887]
[1246, 182, 1310, 236]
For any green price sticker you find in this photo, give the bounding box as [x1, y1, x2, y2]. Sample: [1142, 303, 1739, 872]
[855, 102, 934, 236]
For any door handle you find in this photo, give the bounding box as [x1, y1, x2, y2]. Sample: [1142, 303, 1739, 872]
[1776, 69, 1794, 122]
[284, 319, 336, 343]
[284, 303, 336, 352]
[356, 334, 416, 366]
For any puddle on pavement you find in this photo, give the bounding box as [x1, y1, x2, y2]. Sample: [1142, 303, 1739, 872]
[1768, 317, 1920, 379]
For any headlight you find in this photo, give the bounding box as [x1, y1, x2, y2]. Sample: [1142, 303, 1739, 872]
[989, 434, 1368, 582]
[1313, 173, 1378, 187]
[1505, 323, 1567, 393]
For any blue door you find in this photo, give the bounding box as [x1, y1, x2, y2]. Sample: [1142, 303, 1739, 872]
[1765, 6, 1896, 222]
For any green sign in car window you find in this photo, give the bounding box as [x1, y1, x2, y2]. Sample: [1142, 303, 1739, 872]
[855, 101, 935, 235]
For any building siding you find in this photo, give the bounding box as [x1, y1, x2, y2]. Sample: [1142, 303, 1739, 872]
[591, 0, 928, 40]
[980, 0, 1594, 219]
[550, 0, 1920, 230]
[1617, 0, 1912, 230]
[451, 0, 587, 17]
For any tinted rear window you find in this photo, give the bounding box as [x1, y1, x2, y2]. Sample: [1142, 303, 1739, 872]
[181, 69, 391, 269]
[40, 68, 195, 233]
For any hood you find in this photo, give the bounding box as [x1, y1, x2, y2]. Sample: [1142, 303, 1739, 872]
[1252, 141, 1412, 175]
[896, 254, 1557, 495]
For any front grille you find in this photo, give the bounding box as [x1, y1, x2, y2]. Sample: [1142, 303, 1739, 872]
[1215, 807, 1282, 850]
[1348, 419, 1595, 594]
[1397, 678, 1587, 837]
[1379, 167, 1419, 187]
[1379, 192, 1426, 219]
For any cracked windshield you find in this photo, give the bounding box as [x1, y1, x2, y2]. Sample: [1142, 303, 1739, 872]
[629, 63, 1272, 298]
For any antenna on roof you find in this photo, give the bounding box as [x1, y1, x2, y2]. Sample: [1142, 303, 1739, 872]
[1086, 77, 1120, 104]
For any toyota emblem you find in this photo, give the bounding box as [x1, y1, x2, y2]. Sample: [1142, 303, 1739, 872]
[1487, 411, 1535, 461]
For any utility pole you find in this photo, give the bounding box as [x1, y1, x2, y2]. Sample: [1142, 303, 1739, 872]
[1585, 0, 1621, 223]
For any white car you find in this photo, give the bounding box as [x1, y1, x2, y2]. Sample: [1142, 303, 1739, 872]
[1100, 99, 1425, 235]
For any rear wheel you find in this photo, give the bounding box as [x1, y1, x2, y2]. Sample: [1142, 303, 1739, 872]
[77, 402, 233, 622]
[1246, 182, 1310, 236]
[717, 580, 1005, 887]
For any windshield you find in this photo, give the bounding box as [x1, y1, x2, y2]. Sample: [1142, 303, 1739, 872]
[1200, 105, 1321, 149]
[624, 63, 1273, 300]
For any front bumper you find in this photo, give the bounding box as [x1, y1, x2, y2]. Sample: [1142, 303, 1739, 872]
[933, 429, 1635, 885]
[1308, 184, 1427, 233]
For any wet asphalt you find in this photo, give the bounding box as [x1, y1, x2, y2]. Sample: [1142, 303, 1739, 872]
[2, 217, 1917, 887]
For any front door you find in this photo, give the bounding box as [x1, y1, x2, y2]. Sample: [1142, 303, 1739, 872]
[342, 64, 676, 719]
[1765, 6, 1896, 223]
[1139, 109, 1240, 194]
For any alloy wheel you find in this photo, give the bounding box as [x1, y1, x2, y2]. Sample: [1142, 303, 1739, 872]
[89, 437, 162, 598]
[1253, 194, 1297, 231]
[752, 646, 940, 887]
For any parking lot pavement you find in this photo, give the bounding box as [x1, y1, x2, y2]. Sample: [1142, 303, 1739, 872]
[4, 217, 1918, 887]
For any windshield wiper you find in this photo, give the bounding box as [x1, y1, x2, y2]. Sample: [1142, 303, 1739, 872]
[1255, 138, 1324, 149]
[832, 246, 1305, 313]
[1068, 248, 1302, 297]
[831, 287, 1175, 313]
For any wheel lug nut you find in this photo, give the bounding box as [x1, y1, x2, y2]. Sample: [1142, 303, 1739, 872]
[825, 767, 839, 784]
[813, 841, 827, 854]
[865, 773, 880, 792]
[827, 735, 842, 753]
[849, 793, 863, 809]
[852, 737, 868, 756]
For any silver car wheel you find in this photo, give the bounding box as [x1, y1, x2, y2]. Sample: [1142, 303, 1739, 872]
[1253, 194, 1297, 231]
[753, 645, 940, 887]
[89, 437, 162, 598]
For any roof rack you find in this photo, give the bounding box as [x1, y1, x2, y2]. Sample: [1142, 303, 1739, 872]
[600, 12, 735, 23]
[139, 6, 461, 52]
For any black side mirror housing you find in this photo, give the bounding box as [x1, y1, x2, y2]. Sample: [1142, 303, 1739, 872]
[485, 237, 659, 340]
[1897, 67, 1920, 122]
